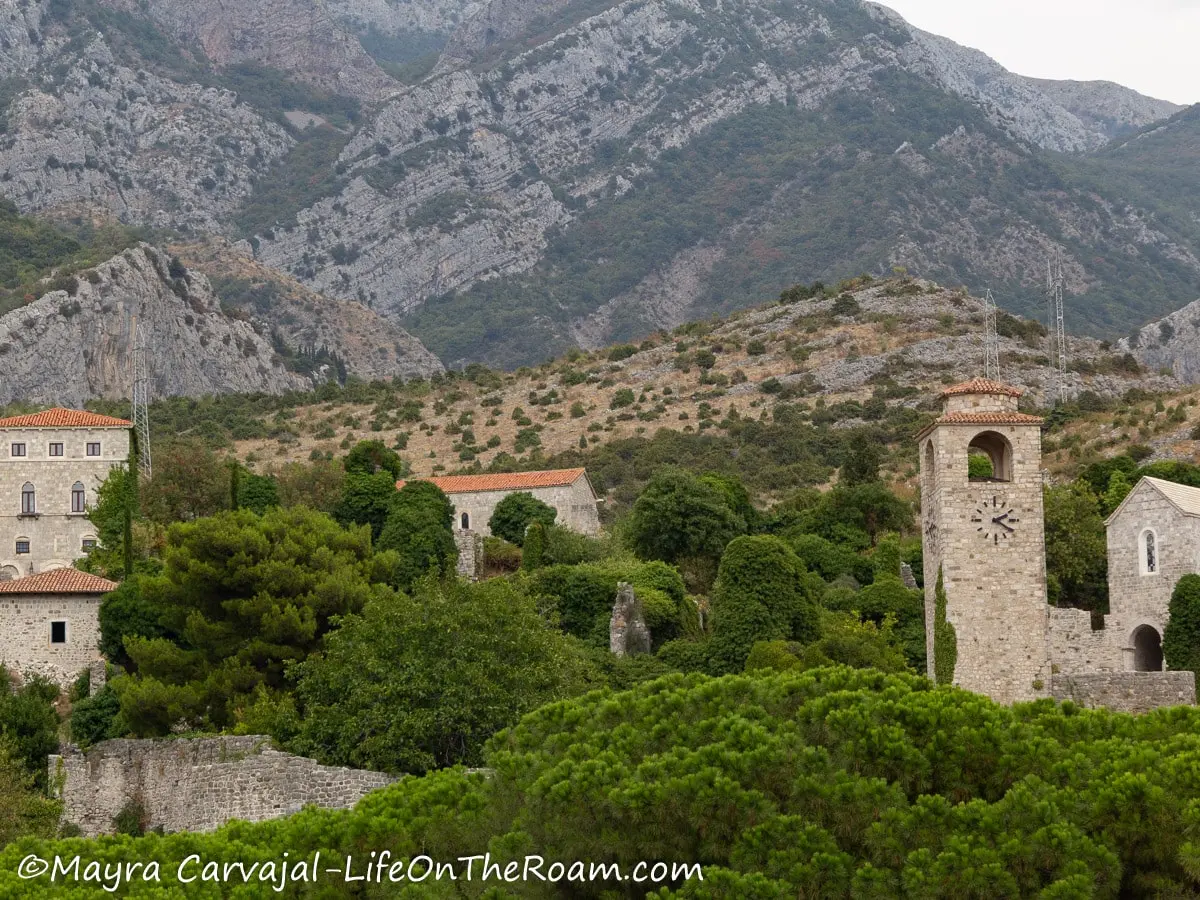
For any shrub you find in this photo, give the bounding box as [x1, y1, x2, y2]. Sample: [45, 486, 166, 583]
[488, 492, 557, 546]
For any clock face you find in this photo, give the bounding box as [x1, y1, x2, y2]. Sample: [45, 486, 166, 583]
[971, 495, 1020, 545]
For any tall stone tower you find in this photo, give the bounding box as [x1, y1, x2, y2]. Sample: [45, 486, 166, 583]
[918, 378, 1051, 703]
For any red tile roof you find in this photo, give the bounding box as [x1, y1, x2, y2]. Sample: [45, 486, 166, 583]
[0, 568, 117, 595]
[940, 378, 1024, 398]
[398, 467, 589, 495]
[917, 411, 1045, 439]
[0, 408, 131, 428]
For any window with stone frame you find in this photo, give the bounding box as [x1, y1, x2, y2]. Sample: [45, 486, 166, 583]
[48, 442, 63, 457]
[20, 482, 35, 515]
[10, 442, 25, 457]
[15, 539, 30, 555]
[50, 621, 66, 644]
[82, 537, 97, 552]
[86, 442, 101, 457]
[71, 481, 86, 513]
[1142, 529, 1158, 575]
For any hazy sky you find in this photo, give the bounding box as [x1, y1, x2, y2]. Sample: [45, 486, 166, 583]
[878, 0, 1199, 105]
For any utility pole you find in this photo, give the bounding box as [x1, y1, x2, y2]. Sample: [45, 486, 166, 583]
[983, 288, 1000, 381]
[1046, 252, 1068, 405]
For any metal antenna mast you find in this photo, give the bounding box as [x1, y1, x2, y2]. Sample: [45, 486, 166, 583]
[983, 288, 1000, 381]
[131, 317, 152, 480]
[1046, 251, 1068, 405]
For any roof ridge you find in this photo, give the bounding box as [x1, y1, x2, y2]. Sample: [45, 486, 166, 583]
[0, 567, 118, 594]
[0, 408, 132, 428]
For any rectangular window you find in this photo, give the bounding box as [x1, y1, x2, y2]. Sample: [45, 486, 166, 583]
[50, 621, 66, 644]
[48, 442, 63, 457]
[11, 443, 25, 457]
[86, 442, 101, 457]
[15, 540, 30, 555]
[82, 538, 97, 552]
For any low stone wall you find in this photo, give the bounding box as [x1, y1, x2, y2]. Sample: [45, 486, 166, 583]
[51, 736, 396, 837]
[1050, 672, 1196, 714]
[455, 528, 481, 580]
[1047, 607, 1121, 674]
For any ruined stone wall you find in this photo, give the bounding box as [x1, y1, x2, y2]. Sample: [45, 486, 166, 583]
[52, 736, 396, 837]
[454, 528, 481, 580]
[1047, 607, 1121, 675]
[1050, 672, 1196, 713]
[1105, 483, 1200, 661]
[920, 420, 1051, 703]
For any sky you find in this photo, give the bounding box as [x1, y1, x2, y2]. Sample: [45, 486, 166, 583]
[878, 0, 1200, 105]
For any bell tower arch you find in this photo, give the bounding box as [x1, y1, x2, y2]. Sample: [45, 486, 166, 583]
[918, 378, 1051, 703]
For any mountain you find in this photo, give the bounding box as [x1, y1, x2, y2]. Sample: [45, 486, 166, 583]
[1, 0, 1196, 370]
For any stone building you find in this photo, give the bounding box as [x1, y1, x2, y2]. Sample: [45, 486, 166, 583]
[399, 468, 601, 537]
[0, 567, 114, 688]
[918, 378, 1052, 704]
[0, 408, 132, 579]
[919, 379, 1194, 711]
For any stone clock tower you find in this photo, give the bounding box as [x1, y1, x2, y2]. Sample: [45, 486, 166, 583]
[918, 379, 1051, 703]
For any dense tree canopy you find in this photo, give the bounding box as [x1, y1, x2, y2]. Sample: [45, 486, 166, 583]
[376, 481, 457, 590]
[1164, 574, 1200, 681]
[1044, 482, 1108, 612]
[289, 577, 593, 774]
[14, 668, 1200, 896]
[108, 507, 396, 735]
[627, 469, 746, 568]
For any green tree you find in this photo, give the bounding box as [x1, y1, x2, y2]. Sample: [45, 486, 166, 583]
[798, 481, 913, 548]
[849, 575, 926, 672]
[1045, 482, 1109, 612]
[289, 578, 593, 773]
[521, 521, 546, 571]
[376, 481, 457, 591]
[708, 536, 820, 675]
[98, 578, 165, 669]
[488, 491, 558, 546]
[139, 440, 229, 525]
[627, 469, 746, 568]
[840, 439, 881, 487]
[933, 566, 956, 686]
[274, 459, 345, 514]
[0, 671, 59, 790]
[343, 439, 407, 480]
[112, 507, 396, 735]
[232, 466, 279, 515]
[334, 470, 400, 541]
[1164, 574, 1200, 680]
[0, 736, 60, 847]
[1102, 470, 1133, 517]
[68, 685, 121, 748]
[83, 464, 140, 578]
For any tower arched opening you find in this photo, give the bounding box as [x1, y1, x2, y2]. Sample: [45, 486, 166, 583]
[967, 431, 1013, 483]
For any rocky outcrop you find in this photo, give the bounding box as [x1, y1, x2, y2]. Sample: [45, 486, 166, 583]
[0, 244, 309, 406]
[327, 0, 483, 39]
[1118, 298, 1200, 383]
[1022, 78, 1182, 142]
[96, 0, 398, 101]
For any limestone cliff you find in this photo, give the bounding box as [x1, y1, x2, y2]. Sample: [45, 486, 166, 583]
[1119, 299, 1200, 384]
[0, 244, 308, 406]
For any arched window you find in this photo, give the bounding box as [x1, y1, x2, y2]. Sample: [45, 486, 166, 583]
[966, 431, 1013, 482]
[71, 482, 86, 513]
[20, 482, 35, 515]
[1132, 625, 1164, 671]
[461, 512, 470, 530]
[1141, 529, 1158, 575]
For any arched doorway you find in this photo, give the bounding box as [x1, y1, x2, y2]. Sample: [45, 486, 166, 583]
[1132, 625, 1164, 672]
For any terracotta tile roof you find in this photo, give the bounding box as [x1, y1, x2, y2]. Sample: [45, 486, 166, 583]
[0, 408, 131, 428]
[0, 567, 117, 595]
[940, 378, 1024, 398]
[398, 467, 589, 495]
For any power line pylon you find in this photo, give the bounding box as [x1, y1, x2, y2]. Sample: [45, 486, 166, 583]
[1046, 251, 1068, 405]
[131, 317, 152, 481]
[983, 288, 1000, 381]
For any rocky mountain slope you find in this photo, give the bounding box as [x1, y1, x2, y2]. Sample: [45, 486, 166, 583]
[1119, 297, 1200, 384]
[0, 244, 307, 406]
[231, 274, 1177, 479]
[1, 0, 1196, 371]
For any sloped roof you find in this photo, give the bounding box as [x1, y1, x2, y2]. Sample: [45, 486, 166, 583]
[0, 568, 117, 595]
[0, 408, 131, 428]
[1107, 476, 1200, 524]
[940, 378, 1024, 398]
[397, 468, 590, 495]
[917, 411, 1045, 440]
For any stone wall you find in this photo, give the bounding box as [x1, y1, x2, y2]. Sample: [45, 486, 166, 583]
[449, 479, 600, 538]
[0, 425, 129, 578]
[0, 592, 102, 688]
[454, 528, 481, 580]
[52, 736, 396, 837]
[1050, 672, 1196, 713]
[1047, 607, 1121, 675]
